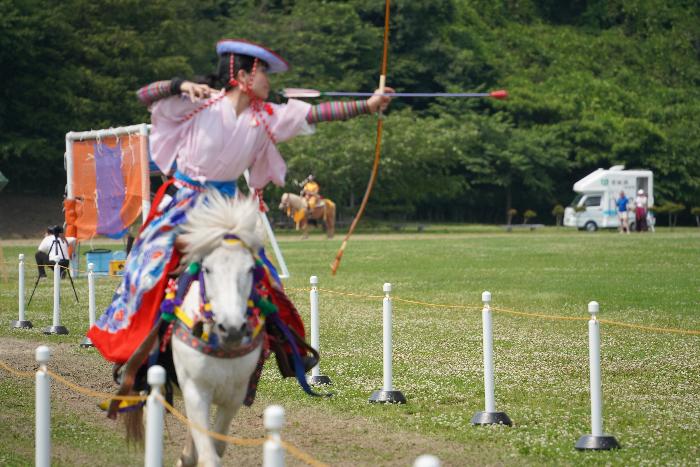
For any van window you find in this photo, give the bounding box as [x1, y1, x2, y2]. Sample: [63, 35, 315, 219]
[636, 177, 648, 194]
[570, 194, 583, 206]
[584, 196, 601, 207]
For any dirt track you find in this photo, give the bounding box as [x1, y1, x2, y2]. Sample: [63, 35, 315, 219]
[1, 337, 476, 466]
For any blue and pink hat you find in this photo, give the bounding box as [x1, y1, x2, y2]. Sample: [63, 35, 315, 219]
[216, 39, 289, 74]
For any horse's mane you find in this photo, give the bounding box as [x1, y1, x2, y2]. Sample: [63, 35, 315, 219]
[179, 190, 264, 263]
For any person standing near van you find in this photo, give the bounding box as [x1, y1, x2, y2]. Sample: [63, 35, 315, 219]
[634, 189, 648, 232]
[616, 191, 630, 234]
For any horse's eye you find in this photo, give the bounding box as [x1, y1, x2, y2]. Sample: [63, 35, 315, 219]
[204, 267, 211, 274]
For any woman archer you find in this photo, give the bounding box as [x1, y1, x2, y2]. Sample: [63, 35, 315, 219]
[87, 39, 393, 390]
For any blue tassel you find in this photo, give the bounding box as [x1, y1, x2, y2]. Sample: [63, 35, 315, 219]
[269, 314, 330, 398]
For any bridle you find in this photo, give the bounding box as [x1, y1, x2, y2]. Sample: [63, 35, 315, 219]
[161, 234, 276, 358]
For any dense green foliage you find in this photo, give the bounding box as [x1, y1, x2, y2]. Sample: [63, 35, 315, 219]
[1, 0, 699, 223]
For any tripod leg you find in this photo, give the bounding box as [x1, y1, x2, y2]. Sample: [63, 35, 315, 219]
[26, 275, 42, 309]
[66, 270, 79, 303]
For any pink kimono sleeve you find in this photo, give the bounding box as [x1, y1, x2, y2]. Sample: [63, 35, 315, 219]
[148, 95, 202, 174]
[248, 99, 315, 188]
[267, 99, 315, 143]
[248, 141, 287, 189]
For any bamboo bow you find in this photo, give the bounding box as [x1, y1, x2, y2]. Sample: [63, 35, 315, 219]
[331, 0, 392, 275]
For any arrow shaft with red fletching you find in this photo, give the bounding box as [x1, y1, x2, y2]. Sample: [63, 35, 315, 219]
[282, 89, 508, 99]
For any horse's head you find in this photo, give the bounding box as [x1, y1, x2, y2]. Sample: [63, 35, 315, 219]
[178, 191, 265, 347]
[278, 193, 289, 211]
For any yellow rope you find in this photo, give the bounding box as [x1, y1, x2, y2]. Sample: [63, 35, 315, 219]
[281, 440, 331, 467]
[154, 394, 263, 447]
[155, 395, 329, 466]
[0, 357, 328, 466]
[286, 286, 383, 300]
[490, 306, 589, 323]
[393, 297, 480, 310]
[285, 286, 699, 336]
[598, 318, 700, 336]
[318, 288, 384, 300]
[0, 359, 35, 378]
[45, 369, 147, 402]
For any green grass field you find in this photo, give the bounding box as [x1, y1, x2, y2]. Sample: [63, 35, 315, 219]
[1, 227, 699, 465]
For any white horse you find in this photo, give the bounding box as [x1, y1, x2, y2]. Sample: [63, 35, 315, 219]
[173, 191, 265, 467]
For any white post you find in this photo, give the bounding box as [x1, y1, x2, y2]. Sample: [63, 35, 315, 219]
[145, 365, 166, 467]
[482, 291, 496, 413]
[52, 262, 61, 326]
[18, 254, 25, 320]
[471, 291, 511, 425]
[80, 263, 95, 347]
[369, 282, 405, 403]
[65, 133, 78, 279]
[382, 283, 393, 392]
[310, 276, 320, 378]
[88, 263, 96, 327]
[587, 301, 603, 437]
[575, 301, 619, 449]
[35, 345, 51, 467]
[13, 254, 32, 328]
[263, 405, 285, 467]
[414, 454, 442, 467]
[139, 124, 151, 223]
[44, 263, 68, 334]
[307, 276, 331, 386]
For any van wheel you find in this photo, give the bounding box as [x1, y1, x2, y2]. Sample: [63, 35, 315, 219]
[584, 221, 598, 232]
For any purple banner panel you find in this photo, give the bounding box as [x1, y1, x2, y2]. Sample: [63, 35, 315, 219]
[94, 142, 127, 237]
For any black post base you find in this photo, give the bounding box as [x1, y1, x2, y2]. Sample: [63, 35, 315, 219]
[369, 389, 406, 404]
[11, 320, 33, 329]
[471, 411, 513, 426]
[79, 336, 94, 348]
[43, 325, 69, 335]
[308, 374, 332, 386]
[575, 434, 620, 450]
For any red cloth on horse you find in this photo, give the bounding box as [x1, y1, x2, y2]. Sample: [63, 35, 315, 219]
[87, 181, 182, 364]
[87, 250, 181, 363]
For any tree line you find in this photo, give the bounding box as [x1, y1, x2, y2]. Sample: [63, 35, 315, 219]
[1, 0, 698, 224]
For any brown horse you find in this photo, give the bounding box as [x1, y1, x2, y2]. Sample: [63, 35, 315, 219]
[279, 193, 335, 239]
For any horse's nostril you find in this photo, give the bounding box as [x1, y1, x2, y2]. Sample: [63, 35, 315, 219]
[239, 323, 247, 333]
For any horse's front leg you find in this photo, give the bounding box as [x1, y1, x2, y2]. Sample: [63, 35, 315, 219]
[181, 381, 219, 467]
[212, 404, 239, 457]
[176, 431, 197, 467]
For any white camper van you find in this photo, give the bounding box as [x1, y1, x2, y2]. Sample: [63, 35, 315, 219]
[564, 166, 653, 231]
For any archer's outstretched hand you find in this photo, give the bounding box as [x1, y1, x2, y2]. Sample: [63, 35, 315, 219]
[180, 81, 214, 102]
[367, 86, 395, 113]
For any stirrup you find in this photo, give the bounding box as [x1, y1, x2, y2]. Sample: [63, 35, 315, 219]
[98, 397, 145, 413]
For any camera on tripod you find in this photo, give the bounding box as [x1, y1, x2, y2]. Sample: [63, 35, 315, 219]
[48, 225, 64, 236]
[27, 223, 78, 309]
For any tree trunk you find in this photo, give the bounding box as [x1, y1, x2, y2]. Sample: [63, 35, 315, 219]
[505, 186, 512, 224]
